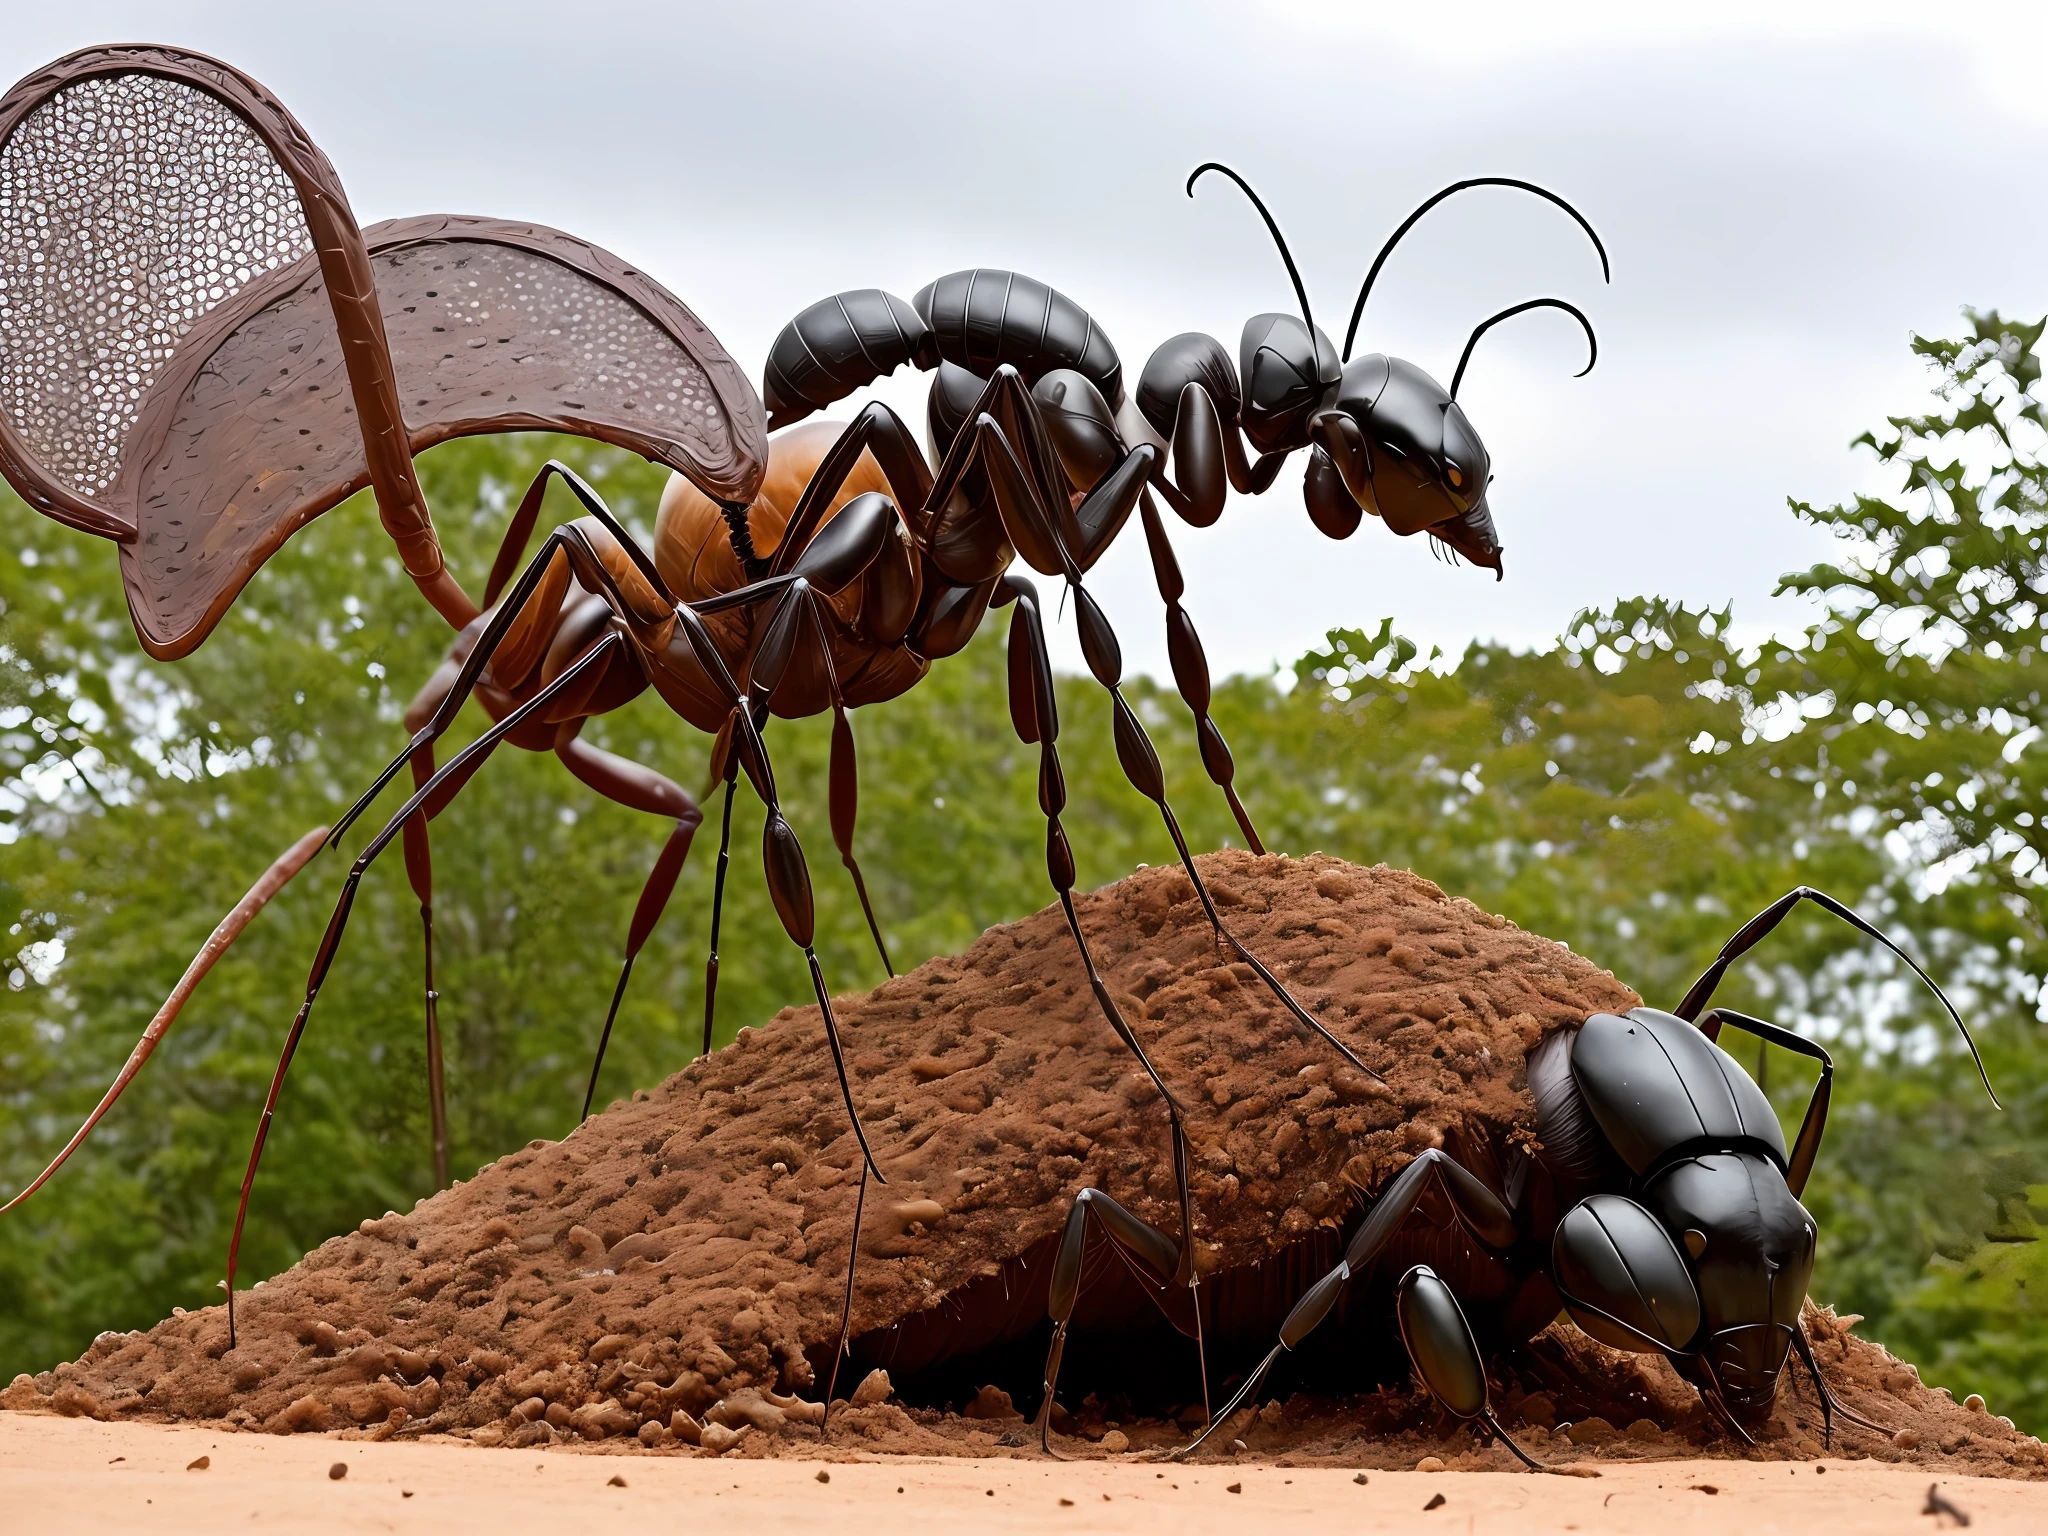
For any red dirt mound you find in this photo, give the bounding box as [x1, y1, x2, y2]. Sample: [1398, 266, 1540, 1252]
[5, 853, 2041, 1477]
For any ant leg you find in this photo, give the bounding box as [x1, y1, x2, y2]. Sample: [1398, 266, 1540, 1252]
[399, 663, 462, 1191]
[1060, 534, 1368, 1077]
[1002, 575, 1198, 1280]
[554, 728, 704, 1119]
[946, 373, 1369, 1077]
[225, 631, 629, 1345]
[1034, 1187, 1193, 1454]
[329, 534, 577, 849]
[1175, 1149, 1515, 1459]
[330, 456, 679, 852]
[1395, 1265, 1546, 1470]
[1674, 886, 1993, 1104]
[1136, 490, 1265, 854]
[700, 732, 740, 1059]
[820, 1158, 871, 1432]
[1790, 1318, 1888, 1445]
[400, 746, 452, 1192]
[672, 593, 885, 1185]
[768, 401, 935, 569]
[1001, 575, 1186, 1120]
[798, 594, 893, 979]
[0, 827, 328, 1215]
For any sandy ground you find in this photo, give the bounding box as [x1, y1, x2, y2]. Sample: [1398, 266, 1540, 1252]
[5, 1411, 2041, 1535]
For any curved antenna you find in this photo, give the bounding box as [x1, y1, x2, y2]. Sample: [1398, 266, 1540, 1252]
[1343, 178, 1611, 361]
[1187, 161, 1315, 336]
[1451, 298, 1598, 399]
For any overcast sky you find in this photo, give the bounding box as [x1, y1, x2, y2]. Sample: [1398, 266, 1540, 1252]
[11, 2, 2048, 679]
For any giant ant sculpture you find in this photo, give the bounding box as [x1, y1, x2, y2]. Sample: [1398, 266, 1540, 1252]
[0, 45, 1606, 1405]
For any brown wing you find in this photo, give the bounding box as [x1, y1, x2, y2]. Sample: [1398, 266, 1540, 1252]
[117, 216, 768, 657]
[0, 48, 325, 543]
[0, 47, 767, 660]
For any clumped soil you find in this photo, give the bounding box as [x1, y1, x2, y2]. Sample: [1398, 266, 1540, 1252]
[6, 852, 2041, 1478]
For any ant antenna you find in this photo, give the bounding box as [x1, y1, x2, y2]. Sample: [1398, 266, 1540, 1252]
[1342, 178, 1610, 362]
[1188, 162, 1316, 337]
[1450, 298, 1598, 399]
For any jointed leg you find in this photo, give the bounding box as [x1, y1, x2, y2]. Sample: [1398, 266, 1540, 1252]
[401, 752, 452, 1192]
[225, 628, 631, 1344]
[1138, 490, 1264, 853]
[700, 732, 740, 1058]
[400, 667, 458, 1191]
[1790, 1319, 1887, 1446]
[1034, 1187, 1200, 1453]
[1175, 1148, 1517, 1459]
[554, 729, 704, 1119]
[806, 596, 893, 978]
[946, 371, 1372, 1079]
[1003, 574, 1203, 1358]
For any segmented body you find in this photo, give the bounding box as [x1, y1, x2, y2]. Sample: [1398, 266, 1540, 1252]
[653, 421, 928, 718]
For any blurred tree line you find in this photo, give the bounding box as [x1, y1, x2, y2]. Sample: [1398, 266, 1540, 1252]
[1, 314, 2043, 1430]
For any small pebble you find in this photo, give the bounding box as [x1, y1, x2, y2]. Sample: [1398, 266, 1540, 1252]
[1226, 1482, 1242, 1494]
[1691, 1484, 1719, 1495]
[1424, 1493, 1447, 1511]
[1417, 1456, 1446, 1473]
[1059, 1498, 1074, 1507]
[608, 1475, 627, 1488]
[186, 1456, 209, 1472]
[1099, 1429, 1129, 1453]
[1894, 1429, 1922, 1450]
[1353, 1473, 1369, 1485]
[816, 1471, 830, 1484]
[328, 1463, 348, 1481]
[402, 1491, 414, 1499]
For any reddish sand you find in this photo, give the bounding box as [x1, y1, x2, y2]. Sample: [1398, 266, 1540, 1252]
[4, 1412, 2044, 1536]
[5, 853, 2041, 1481]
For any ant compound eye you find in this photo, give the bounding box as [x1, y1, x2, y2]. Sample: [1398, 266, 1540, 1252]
[1683, 1229, 1707, 1259]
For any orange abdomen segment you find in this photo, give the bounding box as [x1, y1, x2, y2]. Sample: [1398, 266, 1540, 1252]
[654, 419, 891, 603]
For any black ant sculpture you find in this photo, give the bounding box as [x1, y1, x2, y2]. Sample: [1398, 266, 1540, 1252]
[1133, 165, 1607, 576]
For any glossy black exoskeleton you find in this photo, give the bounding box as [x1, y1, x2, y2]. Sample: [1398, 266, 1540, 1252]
[1033, 887, 2000, 1467]
[1132, 165, 1608, 578]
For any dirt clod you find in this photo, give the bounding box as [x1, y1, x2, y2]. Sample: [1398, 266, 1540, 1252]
[185, 1455, 208, 1471]
[9, 855, 2043, 1478]
[1424, 1492, 1448, 1510]
[327, 1462, 347, 1480]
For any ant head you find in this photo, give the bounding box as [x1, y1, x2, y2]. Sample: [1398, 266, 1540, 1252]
[1318, 360, 1501, 572]
[1189, 165, 1606, 577]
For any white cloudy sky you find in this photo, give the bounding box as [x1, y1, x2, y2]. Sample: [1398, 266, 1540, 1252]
[11, 2, 2048, 678]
